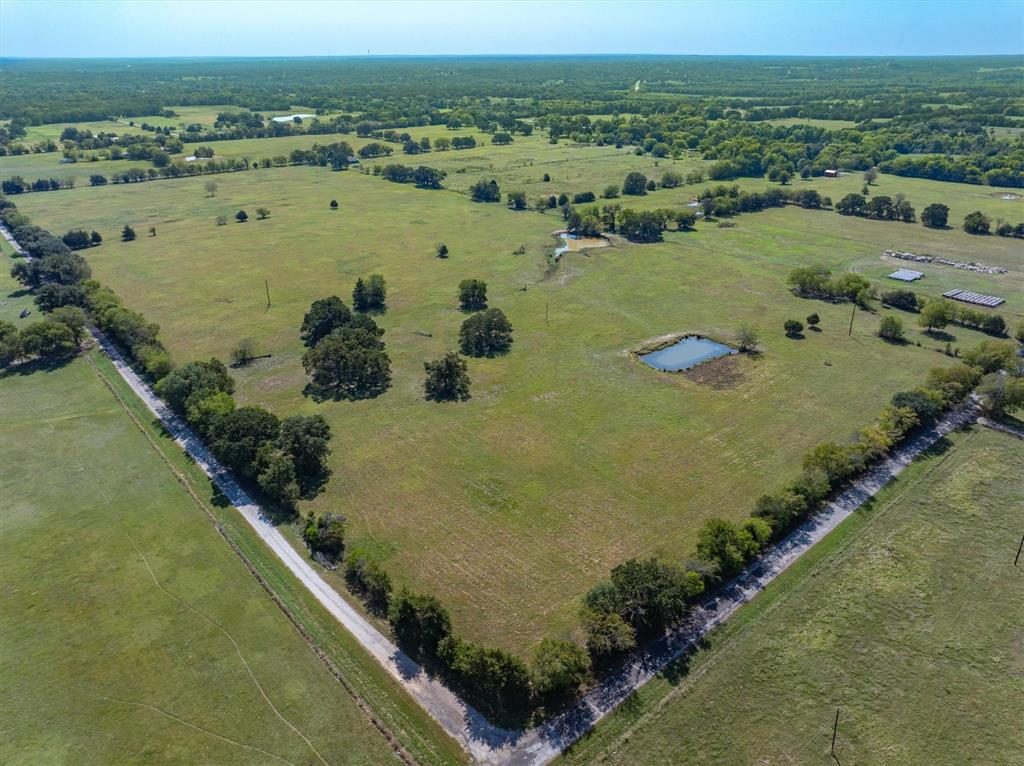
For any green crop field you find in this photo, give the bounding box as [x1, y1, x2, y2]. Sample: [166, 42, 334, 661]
[0, 353, 407, 765]
[10, 157, 1021, 654]
[559, 425, 1024, 765]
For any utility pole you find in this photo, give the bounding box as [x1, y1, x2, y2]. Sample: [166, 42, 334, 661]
[545, 300, 549, 326]
[848, 303, 856, 337]
[265, 280, 271, 309]
[1015, 534, 1023, 568]
[831, 707, 841, 765]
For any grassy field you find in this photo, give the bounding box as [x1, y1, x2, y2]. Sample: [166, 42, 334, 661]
[0, 353, 410, 765]
[8, 152, 1022, 654]
[1, 248, 36, 324]
[559, 425, 1024, 765]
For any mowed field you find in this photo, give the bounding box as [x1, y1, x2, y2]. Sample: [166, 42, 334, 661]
[0, 353, 404, 766]
[559, 425, 1024, 765]
[11, 156, 1023, 653]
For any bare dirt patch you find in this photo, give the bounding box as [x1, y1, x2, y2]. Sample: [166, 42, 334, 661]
[683, 353, 745, 389]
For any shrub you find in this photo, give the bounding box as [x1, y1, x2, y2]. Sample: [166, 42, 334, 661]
[881, 289, 919, 312]
[302, 512, 346, 560]
[784, 319, 804, 336]
[458, 278, 487, 311]
[155, 357, 235, 415]
[962, 210, 990, 234]
[231, 337, 257, 366]
[891, 389, 943, 424]
[696, 519, 759, 579]
[806, 313, 820, 328]
[532, 639, 590, 697]
[469, 178, 501, 202]
[736, 322, 760, 352]
[507, 190, 528, 210]
[962, 340, 1018, 373]
[920, 203, 949, 228]
[621, 171, 648, 195]
[581, 610, 636, 659]
[441, 638, 532, 725]
[424, 351, 470, 401]
[879, 315, 905, 341]
[388, 590, 452, 660]
[235, 210, 248, 223]
[345, 550, 393, 613]
[976, 373, 1024, 416]
[802, 441, 859, 485]
[919, 299, 957, 332]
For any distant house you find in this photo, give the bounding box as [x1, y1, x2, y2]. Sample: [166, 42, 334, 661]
[823, 169, 839, 178]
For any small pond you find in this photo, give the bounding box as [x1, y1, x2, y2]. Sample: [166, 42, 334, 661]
[640, 336, 737, 371]
[553, 231, 609, 257]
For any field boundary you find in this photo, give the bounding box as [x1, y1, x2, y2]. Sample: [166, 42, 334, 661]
[85, 349, 420, 766]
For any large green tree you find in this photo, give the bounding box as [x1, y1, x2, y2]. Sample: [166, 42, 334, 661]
[424, 352, 471, 401]
[302, 327, 391, 400]
[459, 308, 513, 357]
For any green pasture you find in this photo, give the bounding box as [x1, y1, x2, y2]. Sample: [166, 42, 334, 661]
[12, 159, 1020, 654]
[0, 354, 406, 766]
[560, 425, 1024, 765]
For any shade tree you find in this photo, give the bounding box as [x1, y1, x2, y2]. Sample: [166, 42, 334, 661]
[424, 352, 471, 401]
[459, 308, 513, 357]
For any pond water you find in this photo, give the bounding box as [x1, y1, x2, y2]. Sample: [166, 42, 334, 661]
[553, 231, 609, 257]
[272, 113, 316, 123]
[640, 336, 737, 371]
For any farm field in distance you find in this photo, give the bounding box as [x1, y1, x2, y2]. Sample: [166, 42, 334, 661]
[0, 353, 409, 766]
[12, 159, 1021, 652]
[559, 425, 1024, 765]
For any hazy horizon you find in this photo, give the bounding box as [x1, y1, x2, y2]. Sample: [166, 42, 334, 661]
[2, 0, 1021, 58]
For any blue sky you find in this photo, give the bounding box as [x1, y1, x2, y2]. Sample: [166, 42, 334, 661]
[1, 0, 1021, 57]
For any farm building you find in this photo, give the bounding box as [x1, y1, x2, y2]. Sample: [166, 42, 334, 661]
[943, 289, 1005, 308]
[823, 169, 839, 177]
[888, 268, 924, 282]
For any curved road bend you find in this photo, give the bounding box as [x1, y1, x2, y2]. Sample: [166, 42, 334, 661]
[92, 329, 977, 766]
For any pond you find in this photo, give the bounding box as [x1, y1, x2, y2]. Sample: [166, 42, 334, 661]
[640, 336, 737, 371]
[553, 231, 609, 257]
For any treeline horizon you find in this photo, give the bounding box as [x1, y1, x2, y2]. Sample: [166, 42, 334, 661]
[1, 55, 1021, 123]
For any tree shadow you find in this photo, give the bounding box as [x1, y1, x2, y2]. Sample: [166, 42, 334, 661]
[298, 469, 331, 500]
[461, 344, 512, 359]
[923, 329, 956, 342]
[425, 390, 470, 403]
[5, 353, 76, 377]
[303, 381, 390, 402]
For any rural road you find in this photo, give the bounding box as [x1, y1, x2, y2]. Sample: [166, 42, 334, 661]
[92, 320, 979, 766]
[1, 222, 28, 256]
